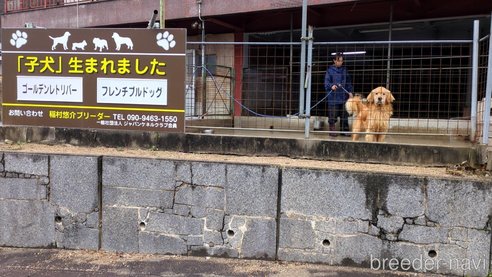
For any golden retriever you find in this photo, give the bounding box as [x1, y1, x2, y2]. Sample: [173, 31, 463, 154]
[345, 86, 395, 142]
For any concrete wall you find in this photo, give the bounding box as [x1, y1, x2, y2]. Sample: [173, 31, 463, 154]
[0, 152, 490, 276]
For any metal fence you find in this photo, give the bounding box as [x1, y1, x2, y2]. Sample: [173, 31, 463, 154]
[185, 37, 491, 141]
[478, 35, 491, 142]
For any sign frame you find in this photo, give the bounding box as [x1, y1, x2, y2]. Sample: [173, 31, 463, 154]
[1, 28, 186, 133]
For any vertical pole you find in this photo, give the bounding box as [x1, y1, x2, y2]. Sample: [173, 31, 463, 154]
[234, 32, 244, 117]
[197, 0, 206, 116]
[289, 13, 294, 114]
[201, 20, 206, 116]
[471, 20, 479, 142]
[482, 14, 492, 145]
[386, 3, 393, 88]
[160, 0, 165, 28]
[304, 26, 314, 139]
[299, 0, 307, 116]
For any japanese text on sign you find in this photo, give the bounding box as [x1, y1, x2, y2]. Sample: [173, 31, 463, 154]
[17, 56, 167, 76]
[97, 78, 168, 105]
[17, 76, 83, 102]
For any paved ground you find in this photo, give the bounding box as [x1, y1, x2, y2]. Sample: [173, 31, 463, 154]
[0, 247, 445, 277]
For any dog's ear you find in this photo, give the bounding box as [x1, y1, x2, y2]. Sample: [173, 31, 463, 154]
[386, 91, 395, 104]
[367, 91, 374, 103]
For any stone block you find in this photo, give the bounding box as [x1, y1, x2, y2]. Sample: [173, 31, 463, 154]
[190, 206, 207, 218]
[4, 153, 48, 176]
[399, 225, 448, 244]
[191, 162, 226, 187]
[223, 216, 247, 249]
[385, 241, 426, 262]
[139, 232, 187, 255]
[226, 164, 278, 217]
[281, 169, 371, 220]
[334, 234, 383, 264]
[186, 235, 203, 246]
[465, 229, 490, 277]
[205, 246, 239, 258]
[101, 207, 139, 252]
[85, 212, 99, 229]
[175, 184, 192, 205]
[146, 212, 203, 236]
[176, 162, 191, 184]
[205, 209, 224, 231]
[56, 226, 99, 250]
[193, 186, 225, 209]
[173, 204, 190, 216]
[0, 200, 55, 247]
[175, 184, 225, 210]
[204, 230, 224, 247]
[103, 157, 175, 190]
[103, 187, 173, 209]
[385, 179, 425, 218]
[314, 218, 336, 233]
[224, 215, 247, 230]
[0, 178, 46, 200]
[430, 244, 468, 276]
[336, 218, 369, 234]
[277, 248, 332, 264]
[377, 214, 404, 234]
[315, 218, 367, 234]
[50, 155, 99, 214]
[426, 179, 491, 229]
[240, 218, 276, 259]
[279, 218, 315, 249]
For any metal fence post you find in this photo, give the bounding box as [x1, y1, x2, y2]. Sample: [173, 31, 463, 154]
[304, 26, 314, 139]
[299, 0, 307, 116]
[471, 20, 479, 142]
[482, 14, 492, 145]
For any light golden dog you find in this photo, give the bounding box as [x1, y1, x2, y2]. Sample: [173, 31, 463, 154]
[345, 86, 395, 142]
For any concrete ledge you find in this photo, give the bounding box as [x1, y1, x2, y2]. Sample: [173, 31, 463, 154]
[0, 126, 478, 167]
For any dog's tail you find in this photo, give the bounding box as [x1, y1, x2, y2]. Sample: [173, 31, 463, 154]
[345, 95, 362, 117]
[49, 36, 54, 40]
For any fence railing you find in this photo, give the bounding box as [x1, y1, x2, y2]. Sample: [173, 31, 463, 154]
[186, 39, 488, 139]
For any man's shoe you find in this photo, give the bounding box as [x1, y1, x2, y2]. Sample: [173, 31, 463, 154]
[329, 125, 338, 137]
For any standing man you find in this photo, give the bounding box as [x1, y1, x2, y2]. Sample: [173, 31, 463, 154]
[324, 52, 353, 137]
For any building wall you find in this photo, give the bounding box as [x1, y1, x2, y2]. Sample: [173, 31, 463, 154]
[0, 151, 490, 276]
[0, 0, 346, 28]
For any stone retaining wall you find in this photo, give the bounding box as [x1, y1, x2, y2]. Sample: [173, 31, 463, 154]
[0, 152, 490, 276]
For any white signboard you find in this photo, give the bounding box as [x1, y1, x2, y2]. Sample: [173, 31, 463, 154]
[97, 78, 168, 105]
[17, 75, 83, 102]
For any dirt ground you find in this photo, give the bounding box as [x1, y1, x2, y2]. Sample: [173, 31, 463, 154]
[0, 247, 445, 277]
[0, 141, 489, 180]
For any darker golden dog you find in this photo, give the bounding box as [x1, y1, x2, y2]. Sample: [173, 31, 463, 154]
[345, 86, 395, 142]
